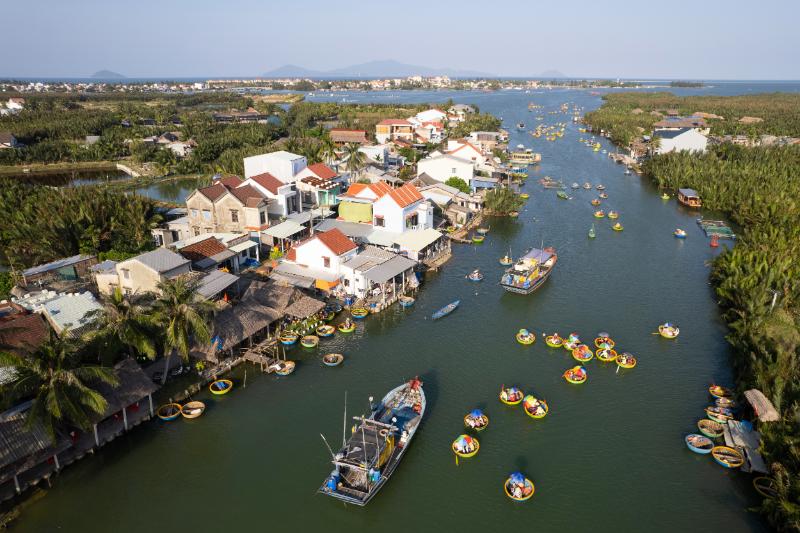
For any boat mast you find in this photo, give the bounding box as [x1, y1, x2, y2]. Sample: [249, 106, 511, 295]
[319, 433, 336, 460]
[342, 391, 348, 447]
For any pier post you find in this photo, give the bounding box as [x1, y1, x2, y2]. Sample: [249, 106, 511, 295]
[93, 424, 100, 447]
[122, 407, 128, 431]
[148, 394, 154, 417]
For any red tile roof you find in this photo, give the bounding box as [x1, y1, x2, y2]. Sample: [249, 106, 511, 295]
[307, 163, 337, 180]
[180, 237, 229, 262]
[387, 183, 424, 208]
[249, 172, 284, 194]
[217, 175, 244, 188]
[344, 181, 392, 199]
[0, 312, 49, 355]
[198, 183, 228, 202]
[316, 229, 357, 256]
[229, 184, 265, 207]
[378, 119, 411, 126]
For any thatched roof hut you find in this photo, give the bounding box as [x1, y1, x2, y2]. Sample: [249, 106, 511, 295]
[284, 295, 325, 319]
[744, 389, 780, 422]
[91, 358, 160, 422]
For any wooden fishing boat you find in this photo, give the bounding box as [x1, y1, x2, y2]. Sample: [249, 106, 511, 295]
[594, 210, 605, 218]
[500, 247, 557, 295]
[612, 222, 624, 232]
[572, 344, 594, 362]
[499, 255, 514, 265]
[318, 377, 426, 506]
[658, 323, 680, 339]
[466, 269, 484, 282]
[563, 366, 587, 384]
[157, 403, 182, 421]
[545, 334, 564, 348]
[316, 325, 336, 337]
[472, 234, 485, 244]
[753, 477, 778, 499]
[351, 307, 369, 319]
[697, 419, 725, 438]
[711, 446, 744, 469]
[464, 409, 489, 431]
[674, 229, 687, 239]
[596, 348, 618, 362]
[499, 386, 524, 406]
[594, 336, 615, 348]
[399, 295, 415, 308]
[322, 353, 344, 367]
[209, 379, 233, 395]
[516, 329, 536, 345]
[432, 300, 459, 320]
[678, 188, 702, 208]
[591, 198, 601, 206]
[272, 360, 296, 376]
[279, 332, 299, 345]
[706, 405, 734, 423]
[685, 434, 714, 454]
[180, 401, 206, 419]
[338, 320, 356, 333]
[709, 385, 733, 399]
[504, 472, 535, 502]
[616, 352, 637, 369]
[608, 211, 619, 219]
[452, 434, 480, 458]
[523, 396, 548, 419]
[301, 335, 319, 348]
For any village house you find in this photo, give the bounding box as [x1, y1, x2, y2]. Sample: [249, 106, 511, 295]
[0, 302, 49, 356]
[448, 104, 476, 121]
[654, 127, 708, 154]
[371, 183, 433, 234]
[244, 150, 307, 183]
[95, 248, 191, 296]
[466, 131, 502, 153]
[329, 128, 369, 145]
[185, 178, 269, 237]
[19, 254, 98, 288]
[275, 229, 359, 291]
[0, 132, 18, 149]
[172, 232, 260, 272]
[295, 162, 343, 208]
[13, 290, 102, 339]
[416, 153, 475, 187]
[6, 97, 25, 111]
[653, 115, 710, 135]
[375, 119, 414, 144]
[339, 245, 417, 301]
[167, 140, 196, 158]
[337, 181, 394, 224]
[242, 171, 301, 218]
[417, 182, 484, 225]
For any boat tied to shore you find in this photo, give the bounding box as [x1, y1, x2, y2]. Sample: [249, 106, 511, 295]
[318, 377, 426, 506]
[432, 300, 460, 320]
[500, 247, 557, 295]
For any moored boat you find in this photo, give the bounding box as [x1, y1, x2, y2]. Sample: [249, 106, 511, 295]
[500, 247, 557, 295]
[523, 395, 548, 419]
[572, 344, 594, 362]
[563, 366, 587, 384]
[351, 307, 369, 319]
[279, 332, 299, 345]
[273, 360, 296, 376]
[594, 334, 615, 348]
[557, 190, 569, 200]
[452, 434, 479, 458]
[318, 377, 425, 506]
[599, 192, 608, 199]
[301, 335, 320, 348]
[180, 401, 205, 419]
[608, 210, 619, 219]
[685, 434, 714, 454]
[338, 319, 356, 333]
[705, 405, 734, 423]
[583, 182, 592, 189]
[661, 193, 670, 200]
[591, 198, 601, 206]
[432, 300, 460, 320]
[711, 446, 744, 469]
[323, 353, 344, 367]
[753, 477, 778, 499]
[157, 403, 182, 421]
[516, 329, 536, 345]
[519, 193, 529, 200]
[616, 352, 637, 369]
[709, 385, 733, 399]
[715, 397, 737, 409]
[697, 419, 725, 438]
[499, 254, 514, 266]
[500, 386, 524, 405]
[545, 333, 564, 348]
[571, 182, 580, 189]
[399, 295, 415, 308]
[594, 210, 605, 218]
[466, 269, 484, 282]
[464, 409, 489, 431]
[316, 324, 336, 337]
[472, 234, 485, 244]
[658, 323, 680, 339]
[209, 379, 233, 395]
[504, 472, 535, 502]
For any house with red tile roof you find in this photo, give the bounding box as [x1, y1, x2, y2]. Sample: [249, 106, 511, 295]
[280, 229, 359, 291]
[337, 181, 393, 223]
[375, 119, 414, 144]
[372, 184, 433, 233]
[186, 179, 269, 235]
[295, 163, 344, 207]
[242, 171, 301, 217]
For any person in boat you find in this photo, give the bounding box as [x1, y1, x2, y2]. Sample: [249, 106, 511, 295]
[341, 318, 354, 329]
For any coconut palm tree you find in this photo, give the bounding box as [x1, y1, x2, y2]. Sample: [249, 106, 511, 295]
[88, 288, 158, 364]
[0, 334, 119, 437]
[152, 277, 214, 384]
[343, 143, 366, 181]
[320, 135, 338, 166]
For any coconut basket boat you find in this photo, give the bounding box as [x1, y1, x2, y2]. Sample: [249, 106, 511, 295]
[209, 379, 233, 395]
[504, 472, 535, 502]
[180, 401, 206, 419]
[157, 403, 182, 421]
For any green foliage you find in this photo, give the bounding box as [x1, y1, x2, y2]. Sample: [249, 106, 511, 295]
[87, 288, 159, 364]
[0, 178, 161, 267]
[0, 272, 13, 300]
[445, 177, 471, 193]
[483, 187, 523, 215]
[269, 247, 283, 260]
[451, 113, 502, 138]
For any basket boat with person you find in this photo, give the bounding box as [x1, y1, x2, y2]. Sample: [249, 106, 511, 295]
[464, 409, 489, 431]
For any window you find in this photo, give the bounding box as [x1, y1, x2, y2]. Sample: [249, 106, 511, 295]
[191, 208, 199, 218]
[193, 226, 200, 236]
[344, 279, 350, 287]
[202, 209, 212, 221]
[451, 167, 457, 174]
[230, 209, 239, 223]
[323, 256, 331, 268]
[374, 215, 385, 227]
[406, 213, 418, 228]
[260, 210, 266, 225]
[122, 269, 130, 279]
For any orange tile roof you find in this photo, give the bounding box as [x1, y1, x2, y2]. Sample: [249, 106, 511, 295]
[198, 183, 228, 201]
[316, 229, 357, 256]
[180, 237, 228, 262]
[307, 163, 337, 180]
[249, 172, 284, 194]
[217, 175, 244, 188]
[344, 181, 392, 199]
[229, 184, 266, 207]
[387, 183, 424, 208]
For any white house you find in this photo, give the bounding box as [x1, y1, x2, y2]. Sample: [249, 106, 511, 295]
[654, 128, 708, 155]
[359, 144, 390, 166]
[283, 228, 359, 291]
[6, 98, 24, 111]
[340, 246, 417, 299]
[416, 153, 474, 185]
[242, 172, 301, 217]
[244, 151, 307, 183]
[446, 140, 488, 167]
[371, 183, 433, 234]
[414, 109, 447, 124]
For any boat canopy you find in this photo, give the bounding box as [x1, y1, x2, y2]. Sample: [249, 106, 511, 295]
[678, 188, 699, 197]
[520, 248, 554, 263]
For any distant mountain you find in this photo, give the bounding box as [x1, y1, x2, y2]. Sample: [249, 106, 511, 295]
[262, 59, 493, 78]
[539, 70, 567, 79]
[91, 70, 126, 79]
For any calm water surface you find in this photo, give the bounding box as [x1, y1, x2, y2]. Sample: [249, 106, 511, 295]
[16, 84, 800, 532]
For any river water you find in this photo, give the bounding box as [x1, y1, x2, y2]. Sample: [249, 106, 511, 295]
[15, 83, 800, 532]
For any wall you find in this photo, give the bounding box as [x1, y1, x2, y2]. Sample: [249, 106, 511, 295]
[417, 157, 473, 184]
[339, 201, 373, 223]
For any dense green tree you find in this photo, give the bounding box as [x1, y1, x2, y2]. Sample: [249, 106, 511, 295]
[445, 177, 471, 193]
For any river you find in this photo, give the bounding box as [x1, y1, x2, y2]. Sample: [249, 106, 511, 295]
[14, 83, 800, 532]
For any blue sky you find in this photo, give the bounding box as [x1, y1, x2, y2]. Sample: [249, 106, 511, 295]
[3, 0, 798, 79]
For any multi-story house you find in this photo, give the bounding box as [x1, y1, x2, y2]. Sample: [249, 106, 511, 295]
[371, 183, 433, 234]
[185, 178, 269, 238]
[375, 119, 414, 144]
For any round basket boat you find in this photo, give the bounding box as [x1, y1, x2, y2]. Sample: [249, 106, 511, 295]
[180, 401, 206, 419]
[697, 419, 725, 439]
[351, 308, 369, 319]
[520, 193, 529, 200]
[319, 310, 335, 322]
[599, 192, 608, 199]
[399, 296, 415, 308]
[711, 446, 744, 469]
[278, 332, 299, 345]
[685, 434, 714, 454]
[209, 379, 233, 395]
[316, 325, 335, 338]
[523, 396, 548, 419]
[273, 360, 296, 376]
[322, 353, 344, 367]
[157, 403, 182, 421]
[715, 397, 737, 409]
[545, 334, 563, 348]
[612, 223, 624, 232]
[337, 321, 356, 333]
[658, 324, 680, 339]
[674, 229, 687, 239]
[477, 227, 490, 235]
[591, 199, 601, 206]
[616, 352, 637, 369]
[516, 329, 536, 345]
[300, 335, 319, 348]
[499, 256, 513, 266]
[594, 210, 606, 218]
[572, 344, 593, 362]
[596, 348, 618, 362]
[753, 477, 778, 499]
[608, 211, 619, 219]
[472, 235, 485, 244]
[705, 406, 734, 423]
[563, 366, 587, 385]
[464, 409, 489, 432]
[594, 336, 615, 349]
[499, 387, 524, 406]
[467, 271, 484, 282]
[452, 435, 480, 458]
[504, 473, 535, 502]
[708, 385, 733, 399]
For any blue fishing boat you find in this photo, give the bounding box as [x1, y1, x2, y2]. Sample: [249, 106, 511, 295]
[318, 377, 426, 506]
[500, 247, 557, 295]
[432, 300, 460, 320]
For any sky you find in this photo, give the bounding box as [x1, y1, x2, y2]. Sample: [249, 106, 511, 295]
[3, 0, 799, 80]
